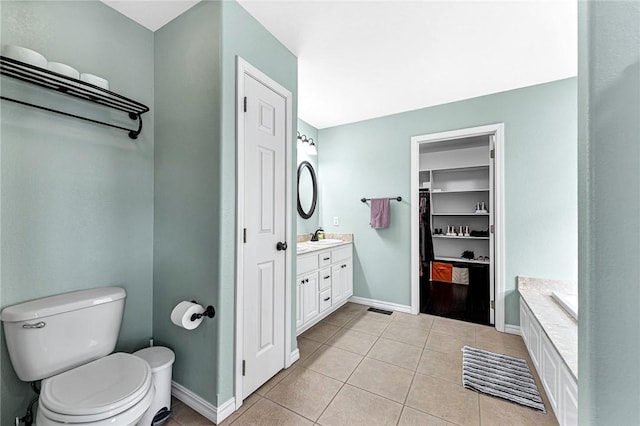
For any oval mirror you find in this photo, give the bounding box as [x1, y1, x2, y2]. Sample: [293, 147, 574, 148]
[297, 161, 317, 219]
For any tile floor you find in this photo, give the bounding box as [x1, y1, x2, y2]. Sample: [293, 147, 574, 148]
[166, 303, 558, 426]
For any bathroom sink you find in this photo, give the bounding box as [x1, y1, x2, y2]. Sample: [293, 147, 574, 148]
[297, 245, 311, 254]
[305, 239, 343, 245]
[552, 291, 578, 320]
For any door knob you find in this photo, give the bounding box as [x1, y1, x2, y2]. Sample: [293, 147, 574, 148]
[276, 241, 287, 251]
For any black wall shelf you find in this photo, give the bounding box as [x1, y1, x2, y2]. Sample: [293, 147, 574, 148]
[0, 56, 149, 139]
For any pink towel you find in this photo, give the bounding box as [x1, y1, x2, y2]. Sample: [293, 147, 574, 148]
[370, 198, 390, 228]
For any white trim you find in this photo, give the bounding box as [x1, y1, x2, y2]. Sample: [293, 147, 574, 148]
[493, 124, 506, 332]
[171, 381, 235, 424]
[235, 57, 294, 409]
[410, 123, 506, 330]
[290, 348, 300, 364]
[504, 324, 521, 336]
[349, 296, 412, 313]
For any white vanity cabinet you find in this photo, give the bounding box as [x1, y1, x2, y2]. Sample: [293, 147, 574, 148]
[297, 243, 353, 334]
[520, 299, 578, 426]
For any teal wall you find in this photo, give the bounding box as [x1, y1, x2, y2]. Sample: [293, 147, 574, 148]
[0, 1, 154, 423]
[319, 78, 578, 326]
[153, 1, 222, 404]
[219, 0, 298, 403]
[297, 119, 320, 235]
[578, 1, 640, 424]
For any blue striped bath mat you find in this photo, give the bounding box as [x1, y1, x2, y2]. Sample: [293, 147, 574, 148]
[462, 346, 546, 412]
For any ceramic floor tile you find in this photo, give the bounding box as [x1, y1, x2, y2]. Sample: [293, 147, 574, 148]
[479, 394, 558, 425]
[321, 309, 358, 327]
[347, 357, 414, 403]
[325, 328, 378, 355]
[343, 311, 393, 336]
[297, 337, 323, 361]
[232, 398, 313, 426]
[381, 321, 430, 347]
[398, 406, 456, 426]
[171, 401, 215, 425]
[417, 349, 463, 384]
[164, 420, 181, 426]
[391, 312, 435, 330]
[265, 367, 342, 421]
[405, 374, 480, 426]
[431, 317, 477, 340]
[256, 365, 297, 396]
[303, 345, 363, 381]
[302, 323, 341, 343]
[218, 393, 262, 426]
[425, 331, 475, 356]
[317, 384, 403, 426]
[475, 325, 527, 352]
[367, 338, 423, 370]
[336, 302, 368, 315]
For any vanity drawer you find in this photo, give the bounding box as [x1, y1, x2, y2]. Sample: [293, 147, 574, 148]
[332, 245, 351, 263]
[318, 251, 332, 268]
[319, 288, 332, 313]
[297, 255, 318, 276]
[319, 268, 332, 291]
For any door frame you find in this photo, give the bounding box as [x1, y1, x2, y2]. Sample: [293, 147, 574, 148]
[410, 123, 506, 331]
[235, 57, 294, 407]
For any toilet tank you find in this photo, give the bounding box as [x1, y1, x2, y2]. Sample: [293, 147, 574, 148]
[0, 287, 126, 382]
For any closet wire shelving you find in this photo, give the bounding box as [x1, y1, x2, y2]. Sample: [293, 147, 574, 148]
[0, 56, 150, 139]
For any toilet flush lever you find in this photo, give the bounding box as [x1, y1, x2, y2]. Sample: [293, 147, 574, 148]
[23, 322, 46, 329]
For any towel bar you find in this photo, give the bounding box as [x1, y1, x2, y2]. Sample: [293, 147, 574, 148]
[361, 196, 402, 203]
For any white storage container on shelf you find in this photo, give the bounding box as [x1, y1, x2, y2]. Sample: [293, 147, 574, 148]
[133, 346, 176, 426]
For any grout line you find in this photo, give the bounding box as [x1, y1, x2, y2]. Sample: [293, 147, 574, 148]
[260, 392, 320, 424]
[312, 306, 384, 423]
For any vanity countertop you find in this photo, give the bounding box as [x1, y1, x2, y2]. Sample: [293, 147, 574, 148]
[296, 233, 353, 255]
[518, 276, 578, 380]
[297, 240, 352, 255]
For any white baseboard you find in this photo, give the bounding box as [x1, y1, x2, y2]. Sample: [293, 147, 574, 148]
[504, 324, 521, 335]
[172, 381, 235, 424]
[349, 296, 412, 314]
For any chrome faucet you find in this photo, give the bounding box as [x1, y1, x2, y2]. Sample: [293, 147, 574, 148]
[310, 227, 324, 242]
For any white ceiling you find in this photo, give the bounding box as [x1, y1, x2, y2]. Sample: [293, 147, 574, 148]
[102, 0, 577, 130]
[101, 1, 200, 32]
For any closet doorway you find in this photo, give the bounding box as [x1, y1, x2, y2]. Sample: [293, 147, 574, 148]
[410, 124, 505, 331]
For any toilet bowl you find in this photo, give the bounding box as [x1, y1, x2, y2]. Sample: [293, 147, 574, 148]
[36, 353, 155, 425]
[0, 287, 155, 426]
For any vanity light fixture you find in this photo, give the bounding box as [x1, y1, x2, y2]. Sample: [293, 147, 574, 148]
[306, 138, 317, 156]
[297, 131, 317, 156]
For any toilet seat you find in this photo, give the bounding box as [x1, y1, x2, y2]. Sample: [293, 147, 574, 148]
[39, 353, 153, 424]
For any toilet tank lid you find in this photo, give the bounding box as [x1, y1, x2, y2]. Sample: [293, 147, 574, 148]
[0, 287, 126, 323]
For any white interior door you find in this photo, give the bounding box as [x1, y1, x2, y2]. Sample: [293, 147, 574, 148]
[242, 73, 286, 398]
[489, 136, 495, 325]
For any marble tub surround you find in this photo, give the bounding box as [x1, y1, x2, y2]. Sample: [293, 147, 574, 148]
[518, 276, 578, 379]
[519, 276, 577, 295]
[297, 233, 353, 243]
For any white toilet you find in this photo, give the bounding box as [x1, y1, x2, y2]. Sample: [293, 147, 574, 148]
[1, 287, 155, 425]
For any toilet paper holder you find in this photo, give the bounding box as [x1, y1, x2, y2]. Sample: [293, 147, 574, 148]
[190, 301, 215, 322]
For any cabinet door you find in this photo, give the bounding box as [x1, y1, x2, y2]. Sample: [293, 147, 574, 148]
[331, 263, 345, 304]
[560, 365, 578, 426]
[541, 334, 561, 413]
[528, 315, 542, 371]
[520, 300, 530, 345]
[302, 273, 319, 323]
[332, 261, 353, 303]
[343, 260, 353, 298]
[296, 279, 304, 329]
